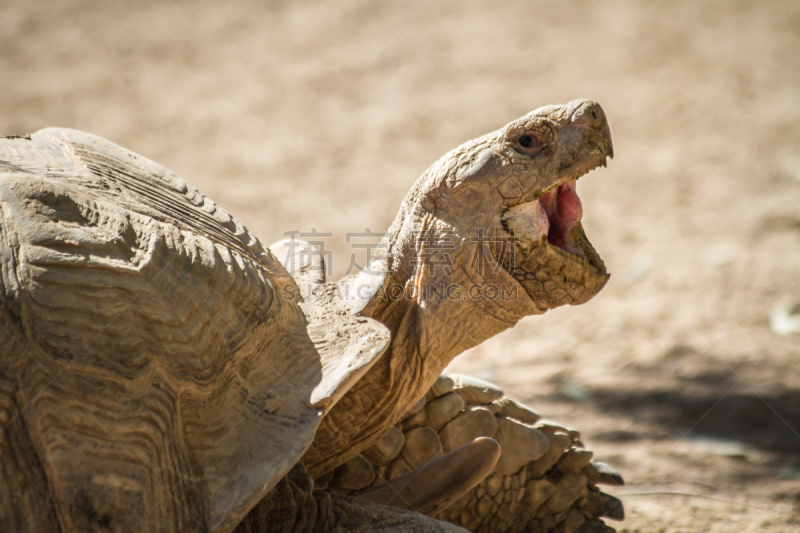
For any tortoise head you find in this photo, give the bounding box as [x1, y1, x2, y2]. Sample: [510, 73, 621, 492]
[377, 99, 613, 316]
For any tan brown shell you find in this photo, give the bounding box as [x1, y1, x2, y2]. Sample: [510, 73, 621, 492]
[0, 129, 389, 533]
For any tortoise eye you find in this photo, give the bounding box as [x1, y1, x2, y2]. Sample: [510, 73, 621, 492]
[513, 133, 546, 156]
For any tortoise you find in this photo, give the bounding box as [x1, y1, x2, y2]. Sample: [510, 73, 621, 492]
[0, 99, 620, 533]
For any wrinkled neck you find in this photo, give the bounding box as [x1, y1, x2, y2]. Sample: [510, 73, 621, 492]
[342, 208, 537, 392]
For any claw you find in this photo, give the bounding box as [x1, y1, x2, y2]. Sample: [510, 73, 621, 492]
[586, 490, 625, 521]
[583, 461, 625, 486]
[580, 519, 616, 533]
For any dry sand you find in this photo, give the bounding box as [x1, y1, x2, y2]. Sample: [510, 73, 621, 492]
[2, 1, 799, 531]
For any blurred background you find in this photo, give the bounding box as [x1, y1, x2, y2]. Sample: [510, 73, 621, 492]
[2, 1, 799, 530]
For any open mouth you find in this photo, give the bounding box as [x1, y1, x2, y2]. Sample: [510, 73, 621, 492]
[537, 179, 584, 258]
[502, 165, 608, 275]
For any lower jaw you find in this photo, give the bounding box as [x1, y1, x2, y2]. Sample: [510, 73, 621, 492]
[511, 226, 610, 309]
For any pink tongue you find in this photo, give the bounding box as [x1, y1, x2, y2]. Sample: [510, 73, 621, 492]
[538, 180, 585, 258]
[557, 180, 583, 224]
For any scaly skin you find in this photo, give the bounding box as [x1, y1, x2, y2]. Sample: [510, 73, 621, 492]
[236, 464, 465, 533]
[303, 100, 613, 479]
[324, 373, 624, 533]
[0, 101, 612, 533]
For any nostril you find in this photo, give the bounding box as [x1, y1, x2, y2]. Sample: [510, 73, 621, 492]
[580, 103, 608, 132]
[570, 101, 605, 127]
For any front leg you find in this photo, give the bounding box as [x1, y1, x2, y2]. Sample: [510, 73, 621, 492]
[236, 462, 468, 533]
[320, 373, 624, 533]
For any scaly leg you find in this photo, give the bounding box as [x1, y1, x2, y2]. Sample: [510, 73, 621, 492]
[320, 373, 624, 533]
[236, 462, 468, 533]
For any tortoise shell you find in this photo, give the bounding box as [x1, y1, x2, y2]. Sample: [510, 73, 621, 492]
[0, 129, 389, 532]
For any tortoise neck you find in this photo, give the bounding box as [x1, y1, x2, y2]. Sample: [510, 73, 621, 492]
[340, 210, 533, 418]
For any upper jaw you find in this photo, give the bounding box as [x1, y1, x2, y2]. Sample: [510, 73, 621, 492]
[506, 146, 609, 217]
[509, 126, 613, 208]
[548, 124, 613, 192]
[548, 149, 609, 201]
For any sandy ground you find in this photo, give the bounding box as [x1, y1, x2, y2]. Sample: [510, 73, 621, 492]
[2, 1, 800, 531]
